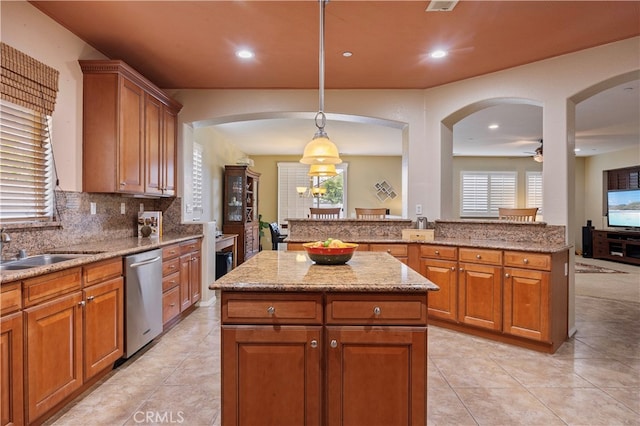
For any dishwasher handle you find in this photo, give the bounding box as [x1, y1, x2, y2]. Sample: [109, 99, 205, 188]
[129, 256, 161, 269]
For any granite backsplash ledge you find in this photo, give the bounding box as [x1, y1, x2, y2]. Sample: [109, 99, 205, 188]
[0, 191, 202, 259]
[434, 219, 566, 245]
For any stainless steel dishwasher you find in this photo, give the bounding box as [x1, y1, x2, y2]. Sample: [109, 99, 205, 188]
[124, 248, 163, 358]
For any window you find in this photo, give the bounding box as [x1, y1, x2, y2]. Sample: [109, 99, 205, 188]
[526, 171, 543, 214]
[192, 142, 203, 218]
[460, 171, 516, 217]
[0, 100, 54, 222]
[277, 162, 348, 225]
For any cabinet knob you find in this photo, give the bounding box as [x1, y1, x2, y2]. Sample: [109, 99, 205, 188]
[459, 267, 464, 272]
[505, 273, 511, 278]
[120, 182, 126, 186]
[267, 306, 275, 315]
[476, 254, 481, 259]
[87, 296, 95, 302]
[387, 249, 391, 253]
[310, 340, 318, 348]
[330, 340, 338, 348]
[373, 306, 381, 316]
[78, 300, 85, 307]
[523, 258, 529, 264]
[435, 250, 440, 255]
[450, 266, 456, 271]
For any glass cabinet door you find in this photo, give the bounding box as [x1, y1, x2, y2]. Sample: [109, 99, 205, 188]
[227, 175, 243, 222]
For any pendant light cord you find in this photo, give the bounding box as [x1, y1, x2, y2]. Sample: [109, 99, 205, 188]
[316, 0, 327, 131]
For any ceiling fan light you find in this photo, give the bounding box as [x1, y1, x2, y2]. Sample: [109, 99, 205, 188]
[308, 163, 337, 176]
[300, 134, 342, 165]
[533, 153, 543, 162]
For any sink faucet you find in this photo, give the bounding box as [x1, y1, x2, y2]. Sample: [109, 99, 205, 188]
[0, 229, 11, 260]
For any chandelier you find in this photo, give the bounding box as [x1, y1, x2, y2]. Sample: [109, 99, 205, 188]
[299, 0, 342, 166]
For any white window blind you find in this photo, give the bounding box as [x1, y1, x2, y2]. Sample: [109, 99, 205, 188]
[526, 171, 543, 214]
[192, 142, 203, 215]
[461, 171, 516, 217]
[0, 100, 54, 222]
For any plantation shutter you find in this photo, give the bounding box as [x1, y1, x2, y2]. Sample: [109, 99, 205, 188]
[461, 171, 516, 217]
[192, 142, 203, 217]
[526, 171, 543, 214]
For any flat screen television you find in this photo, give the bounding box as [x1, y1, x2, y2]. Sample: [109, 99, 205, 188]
[607, 188, 640, 229]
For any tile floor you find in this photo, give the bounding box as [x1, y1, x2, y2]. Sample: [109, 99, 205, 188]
[46, 256, 639, 426]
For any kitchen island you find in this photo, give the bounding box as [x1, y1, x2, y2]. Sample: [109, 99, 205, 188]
[211, 250, 438, 426]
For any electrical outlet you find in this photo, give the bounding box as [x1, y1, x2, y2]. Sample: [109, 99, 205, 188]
[90, 202, 97, 215]
[120, 202, 126, 214]
[139, 203, 144, 213]
[415, 204, 422, 215]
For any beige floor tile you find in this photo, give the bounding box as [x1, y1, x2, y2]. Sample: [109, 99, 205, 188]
[432, 356, 523, 389]
[600, 387, 640, 414]
[499, 357, 594, 387]
[427, 385, 477, 425]
[556, 358, 640, 387]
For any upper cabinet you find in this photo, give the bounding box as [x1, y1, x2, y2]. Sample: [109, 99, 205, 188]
[79, 60, 182, 196]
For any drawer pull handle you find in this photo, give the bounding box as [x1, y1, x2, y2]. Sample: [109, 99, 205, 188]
[267, 306, 275, 315]
[170, 303, 176, 307]
[523, 258, 529, 264]
[87, 296, 95, 302]
[330, 340, 338, 348]
[476, 254, 481, 259]
[373, 306, 381, 316]
[505, 273, 511, 278]
[435, 250, 440, 255]
[310, 340, 318, 348]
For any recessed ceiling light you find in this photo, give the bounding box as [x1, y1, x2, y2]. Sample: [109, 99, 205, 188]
[342, 51, 353, 57]
[574, 148, 581, 152]
[429, 50, 447, 59]
[488, 124, 499, 129]
[236, 49, 254, 59]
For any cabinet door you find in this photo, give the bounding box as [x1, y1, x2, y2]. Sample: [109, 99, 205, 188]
[118, 77, 145, 193]
[326, 326, 427, 426]
[25, 292, 83, 424]
[504, 267, 550, 342]
[179, 253, 192, 311]
[84, 277, 124, 380]
[222, 326, 322, 426]
[422, 258, 458, 322]
[162, 106, 177, 196]
[458, 263, 502, 331]
[1, 312, 23, 426]
[144, 93, 163, 196]
[190, 250, 201, 304]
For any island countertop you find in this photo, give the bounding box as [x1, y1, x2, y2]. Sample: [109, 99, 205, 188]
[210, 251, 439, 293]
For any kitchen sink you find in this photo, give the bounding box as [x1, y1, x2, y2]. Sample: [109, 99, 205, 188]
[0, 253, 90, 271]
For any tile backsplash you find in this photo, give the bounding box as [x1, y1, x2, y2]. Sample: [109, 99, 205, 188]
[0, 191, 202, 259]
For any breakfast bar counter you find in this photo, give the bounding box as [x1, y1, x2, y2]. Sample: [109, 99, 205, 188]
[210, 251, 438, 426]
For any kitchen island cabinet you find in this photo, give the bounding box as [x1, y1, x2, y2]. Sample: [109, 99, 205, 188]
[212, 251, 438, 426]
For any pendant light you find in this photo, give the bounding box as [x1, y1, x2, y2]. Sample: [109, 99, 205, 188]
[308, 163, 337, 177]
[300, 0, 342, 165]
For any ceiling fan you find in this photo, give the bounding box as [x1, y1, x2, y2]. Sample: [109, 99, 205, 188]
[524, 139, 543, 162]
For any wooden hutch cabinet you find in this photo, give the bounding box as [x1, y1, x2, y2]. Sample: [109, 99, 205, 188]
[223, 165, 261, 265]
[79, 60, 182, 197]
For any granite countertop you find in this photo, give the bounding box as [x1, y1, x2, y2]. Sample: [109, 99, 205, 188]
[0, 233, 202, 284]
[211, 251, 439, 293]
[285, 236, 571, 253]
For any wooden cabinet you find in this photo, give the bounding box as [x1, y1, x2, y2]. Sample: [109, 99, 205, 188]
[368, 243, 409, 264]
[221, 291, 427, 425]
[82, 258, 124, 381]
[179, 239, 201, 312]
[1, 282, 23, 426]
[420, 245, 458, 322]
[79, 60, 182, 197]
[162, 244, 182, 327]
[223, 165, 261, 265]
[592, 230, 640, 266]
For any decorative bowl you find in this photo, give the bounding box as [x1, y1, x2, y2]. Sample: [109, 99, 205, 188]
[302, 242, 359, 265]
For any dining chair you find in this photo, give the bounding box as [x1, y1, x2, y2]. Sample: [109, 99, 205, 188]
[355, 208, 386, 219]
[269, 222, 286, 250]
[498, 207, 538, 222]
[309, 207, 341, 219]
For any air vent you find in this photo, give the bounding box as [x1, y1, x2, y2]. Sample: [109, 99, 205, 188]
[425, 0, 458, 12]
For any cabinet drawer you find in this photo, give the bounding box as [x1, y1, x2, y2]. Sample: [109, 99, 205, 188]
[504, 251, 552, 271]
[459, 248, 502, 265]
[162, 271, 180, 292]
[180, 239, 200, 254]
[326, 293, 427, 325]
[162, 244, 181, 260]
[83, 257, 122, 287]
[369, 244, 408, 257]
[420, 245, 457, 260]
[23, 268, 82, 308]
[163, 286, 181, 325]
[222, 292, 323, 325]
[163, 257, 180, 277]
[1, 281, 22, 315]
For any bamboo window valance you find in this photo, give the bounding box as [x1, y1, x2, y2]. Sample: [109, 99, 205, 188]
[1, 42, 59, 116]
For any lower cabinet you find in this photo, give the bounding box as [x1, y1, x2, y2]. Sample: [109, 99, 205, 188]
[221, 291, 427, 425]
[458, 261, 503, 331]
[1, 311, 23, 426]
[179, 239, 201, 311]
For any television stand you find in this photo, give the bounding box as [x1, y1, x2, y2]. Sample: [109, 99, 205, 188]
[592, 229, 640, 266]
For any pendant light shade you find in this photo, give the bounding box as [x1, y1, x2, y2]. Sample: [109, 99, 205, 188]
[300, 0, 342, 166]
[308, 163, 337, 177]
